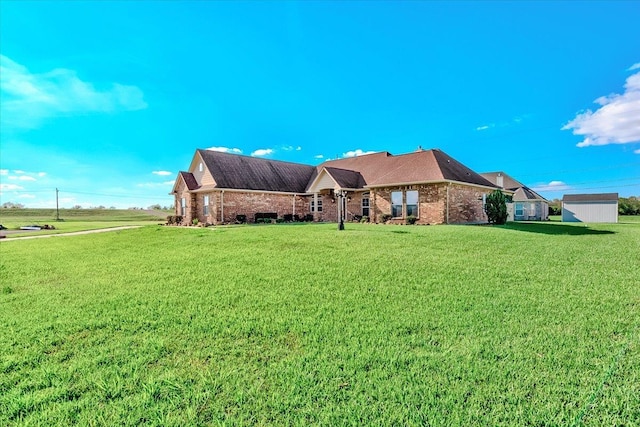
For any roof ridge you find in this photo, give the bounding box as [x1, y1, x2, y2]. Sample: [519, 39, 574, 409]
[197, 148, 314, 167]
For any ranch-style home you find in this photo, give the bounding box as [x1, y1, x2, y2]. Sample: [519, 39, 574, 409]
[480, 172, 549, 221]
[171, 148, 504, 225]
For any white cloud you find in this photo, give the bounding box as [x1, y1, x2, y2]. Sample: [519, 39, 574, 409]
[282, 145, 303, 151]
[314, 154, 324, 159]
[476, 125, 491, 131]
[14, 170, 25, 174]
[634, 149, 640, 154]
[8, 175, 36, 181]
[38, 172, 46, 177]
[531, 180, 571, 192]
[0, 55, 147, 129]
[0, 183, 24, 190]
[152, 170, 172, 176]
[206, 146, 242, 154]
[18, 194, 36, 199]
[343, 149, 376, 158]
[629, 63, 640, 71]
[0, 169, 7, 175]
[562, 70, 640, 147]
[251, 148, 273, 157]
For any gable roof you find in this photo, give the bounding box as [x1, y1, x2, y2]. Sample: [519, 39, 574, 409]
[324, 167, 367, 189]
[310, 149, 497, 189]
[563, 193, 619, 202]
[480, 172, 523, 190]
[481, 171, 547, 202]
[197, 149, 315, 193]
[171, 171, 200, 194]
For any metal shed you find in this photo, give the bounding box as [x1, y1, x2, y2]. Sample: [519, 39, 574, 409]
[562, 193, 618, 223]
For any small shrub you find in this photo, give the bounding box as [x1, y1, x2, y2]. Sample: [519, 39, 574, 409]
[360, 216, 369, 223]
[192, 218, 199, 226]
[276, 218, 284, 223]
[381, 214, 392, 223]
[406, 215, 417, 225]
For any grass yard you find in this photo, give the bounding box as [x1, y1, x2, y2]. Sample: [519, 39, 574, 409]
[0, 209, 169, 238]
[1, 222, 639, 426]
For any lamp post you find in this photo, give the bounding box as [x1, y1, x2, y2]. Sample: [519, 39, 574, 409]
[337, 190, 347, 230]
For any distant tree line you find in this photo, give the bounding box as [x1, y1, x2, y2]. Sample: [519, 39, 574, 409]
[1, 202, 173, 210]
[618, 197, 640, 215]
[547, 197, 640, 216]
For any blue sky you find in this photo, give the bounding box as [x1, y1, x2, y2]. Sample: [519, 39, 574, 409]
[1, 1, 639, 209]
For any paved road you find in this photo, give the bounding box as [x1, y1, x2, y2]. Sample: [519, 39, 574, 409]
[0, 226, 142, 241]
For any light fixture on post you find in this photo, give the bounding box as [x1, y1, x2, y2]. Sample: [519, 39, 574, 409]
[337, 189, 347, 230]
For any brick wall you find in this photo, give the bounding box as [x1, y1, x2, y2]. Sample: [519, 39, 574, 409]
[372, 183, 490, 224]
[447, 184, 489, 224]
[191, 191, 313, 224]
[372, 184, 447, 224]
[176, 184, 491, 225]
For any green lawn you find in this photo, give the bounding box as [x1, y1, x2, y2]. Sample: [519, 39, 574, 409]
[0, 208, 169, 238]
[1, 222, 638, 426]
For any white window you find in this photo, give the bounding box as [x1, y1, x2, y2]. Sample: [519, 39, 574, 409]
[203, 195, 209, 215]
[311, 199, 323, 212]
[391, 191, 403, 217]
[406, 190, 418, 217]
[515, 202, 524, 218]
[362, 195, 370, 216]
[199, 162, 203, 172]
[180, 197, 186, 216]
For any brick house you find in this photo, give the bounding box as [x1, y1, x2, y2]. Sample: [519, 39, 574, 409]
[480, 172, 549, 221]
[172, 148, 502, 225]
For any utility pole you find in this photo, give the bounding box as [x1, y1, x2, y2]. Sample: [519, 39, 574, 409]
[55, 188, 60, 221]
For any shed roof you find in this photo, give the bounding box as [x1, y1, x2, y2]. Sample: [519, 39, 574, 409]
[563, 193, 619, 202]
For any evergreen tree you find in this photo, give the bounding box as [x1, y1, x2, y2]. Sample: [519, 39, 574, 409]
[485, 190, 508, 224]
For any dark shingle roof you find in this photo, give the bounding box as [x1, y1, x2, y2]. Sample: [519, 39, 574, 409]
[324, 167, 366, 189]
[198, 149, 315, 193]
[563, 193, 619, 202]
[179, 172, 200, 190]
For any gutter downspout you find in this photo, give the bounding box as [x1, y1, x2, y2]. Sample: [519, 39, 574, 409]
[292, 195, 296, 216]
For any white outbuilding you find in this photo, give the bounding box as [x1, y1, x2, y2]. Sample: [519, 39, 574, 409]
[562, 193, 618, 223]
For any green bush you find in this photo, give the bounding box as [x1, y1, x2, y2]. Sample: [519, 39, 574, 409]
[485, 190, 508, 224]
[360, 216, 369, 223]
[406, 215, 417, 225]
[381, 214, 392, 223]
